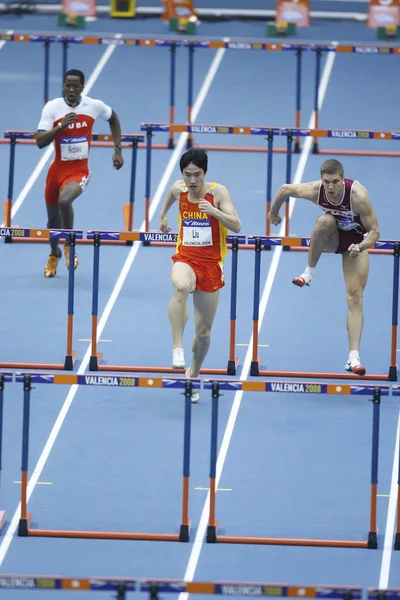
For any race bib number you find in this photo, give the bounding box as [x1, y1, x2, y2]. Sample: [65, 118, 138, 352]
[182, 218, 212, 246]
[336, 216, 358, 232]
[60, 135, 89, 161]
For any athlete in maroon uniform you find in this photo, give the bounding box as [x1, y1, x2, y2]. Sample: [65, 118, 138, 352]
[267, 159, 380, 376]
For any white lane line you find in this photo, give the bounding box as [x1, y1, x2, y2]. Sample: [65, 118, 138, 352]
[0, 33, 122, 228]
[379, 414, 400, 588]
[179, 47, 337, 595]
[0, 46, 226, 566]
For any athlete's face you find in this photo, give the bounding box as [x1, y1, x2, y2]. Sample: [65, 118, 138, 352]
[63, 75, 83, 105]
[182, 162, 205, 195]
[321, 171, 343, 201]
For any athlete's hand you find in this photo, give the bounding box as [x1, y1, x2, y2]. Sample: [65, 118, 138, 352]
[112, 151, 124, 170]
[60, 113, 78, 130]
[348, 243, 362, 259]
[198, 199, 216, 215]
[267, 210, 282, 226]
[160, 215, 171, 233]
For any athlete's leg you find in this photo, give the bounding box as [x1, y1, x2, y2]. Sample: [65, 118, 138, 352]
[58, 181, 83, 229]
[169, 261, 196, 367]
[189, 289, 220, 378]
[342, 249, 369, 373]
[293, 213, 339, 287]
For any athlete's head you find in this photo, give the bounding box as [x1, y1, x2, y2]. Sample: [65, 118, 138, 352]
[63, 70, 85, 106]
[320, 159, 344, 201]
[180, 148, 208, 195]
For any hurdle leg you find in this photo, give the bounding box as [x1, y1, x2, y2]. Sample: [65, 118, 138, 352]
[227, 237, 240, 375]
[64, 232, 78, 370]
[3, 132, 16, 241]
[186, 43, 194, 150]
[284, 131, 293, 240]
[43, 38, 50, 105]
[250, 238, 262, 376]
[123, 137, 138, 239]
[168, 43, 176, 150]
[312, 49, 322, 154]
[89, 234, 103, 370]
[207, 382, 220, 542]
[179, 381, 193, 542]
[18, 375, 32, 536]
[389, 242, 399, 381]
[0, 375, 6, 531]
[144, 126, 153, 234]
[265, 130, 274, 239]
[293, 47, 303, 154]
[395, 425, 400, 549]
[368, 388, 381, 549]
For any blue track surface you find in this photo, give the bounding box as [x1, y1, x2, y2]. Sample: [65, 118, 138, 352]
[0, 9, 399, 600]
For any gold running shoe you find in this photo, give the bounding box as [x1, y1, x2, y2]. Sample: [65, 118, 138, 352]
[44, 249, 62, 278]
[64, 244, 79, 271]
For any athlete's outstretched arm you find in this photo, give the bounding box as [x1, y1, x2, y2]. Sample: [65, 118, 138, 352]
[199, 185, 241, 233]
[268, 181, 320, 225]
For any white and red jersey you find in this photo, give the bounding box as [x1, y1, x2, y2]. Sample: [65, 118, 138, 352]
[317, 178, 366, 236]
[37, 96, 112, 168]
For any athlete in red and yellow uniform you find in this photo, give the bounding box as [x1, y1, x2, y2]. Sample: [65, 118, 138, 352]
[160, 148, 241, 402]
[37, 69, 124, 278]
[268, 158, 380, 377]
[172, 182, 227, 293]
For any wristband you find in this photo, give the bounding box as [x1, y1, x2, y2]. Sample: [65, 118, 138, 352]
[358, 244, 364, 253]
[114, 144, 122, 151]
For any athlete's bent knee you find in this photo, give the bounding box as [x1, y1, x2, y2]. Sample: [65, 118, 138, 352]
[315, 213, 336, 235]
[173, 282, 192, 299]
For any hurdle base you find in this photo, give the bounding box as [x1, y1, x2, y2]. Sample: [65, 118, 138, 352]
[293, 141, 301, 154]
[394, 532, 400, 550]
[179, 521, 190, 542]
[250, 358, 261, 376]
[89, 353, 103, 371]
[227, 356, 240, 376]
[64, 351, 78, 371]
[312, 142, 319, 154]
[96, 364, 232, 375]
[388, 365, 398, 381]
[26, 528, 181, 541]
[168, 137, 175, 150]
[18, 513, 32, 537]
[0, 510, 6, 531]
[367, 530, 378, 549]
[206, 521, 219, 543]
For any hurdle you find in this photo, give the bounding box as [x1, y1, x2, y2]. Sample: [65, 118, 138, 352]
[16, 372, 196, 542]
[4, 32, 400, 154]
[0, 230, 79, 370]
[390, 384, 400, 550]
[205, 379, 387, 549]
[0, 372, 12, 533]
[2, 131, 144, 241]
[247, 236, 399, 381]
[141, 122, 400, 252]
[0, 576, 369, 599]
[87, 230, 243, 376]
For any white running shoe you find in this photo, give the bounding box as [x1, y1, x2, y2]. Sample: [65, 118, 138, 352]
[345, 357, 366, 376]
[185, 368, 200, 404]
[172, 347, 185, 369]
[292, 271, 313, 287]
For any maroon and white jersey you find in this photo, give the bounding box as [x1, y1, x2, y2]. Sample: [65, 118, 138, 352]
[317, 178, 366, 235]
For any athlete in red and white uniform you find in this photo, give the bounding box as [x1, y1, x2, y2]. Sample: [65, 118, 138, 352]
[37, 69, 124, 278]
[268, 159, 380, 376]
[160, 148, 242, 403]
